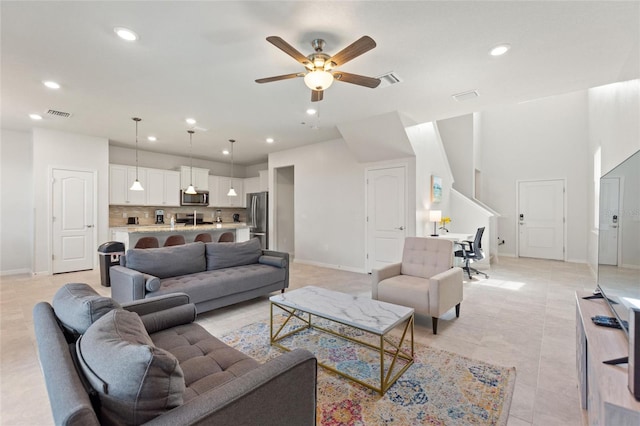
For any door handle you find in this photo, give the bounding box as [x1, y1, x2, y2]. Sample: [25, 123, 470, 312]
[396, 226, 404, 230]
[86, 225, 94, 228]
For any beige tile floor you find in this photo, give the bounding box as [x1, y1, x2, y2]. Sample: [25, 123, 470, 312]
[0, 257, 593, 425]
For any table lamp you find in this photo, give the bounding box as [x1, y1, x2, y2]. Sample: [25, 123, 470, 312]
[429, 210, 442, 236]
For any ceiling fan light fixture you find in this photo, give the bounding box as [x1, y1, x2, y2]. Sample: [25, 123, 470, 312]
[304, 70, 333, 91]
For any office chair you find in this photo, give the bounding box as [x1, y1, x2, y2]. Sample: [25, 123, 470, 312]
[454, 227, 489, 280]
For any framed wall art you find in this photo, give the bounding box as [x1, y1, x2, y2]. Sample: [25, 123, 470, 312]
[431, 175, 442, 203]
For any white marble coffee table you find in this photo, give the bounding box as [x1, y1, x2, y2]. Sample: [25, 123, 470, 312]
[269, 286, 414, 395]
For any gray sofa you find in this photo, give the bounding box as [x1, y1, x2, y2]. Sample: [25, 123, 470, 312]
[34, 283, 317, 426]
[110, 238, 289, 313]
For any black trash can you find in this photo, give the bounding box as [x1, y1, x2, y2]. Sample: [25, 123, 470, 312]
[97, 241, 125, 287]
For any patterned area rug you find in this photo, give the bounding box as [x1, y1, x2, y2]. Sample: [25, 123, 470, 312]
[221, 319, 516, 425]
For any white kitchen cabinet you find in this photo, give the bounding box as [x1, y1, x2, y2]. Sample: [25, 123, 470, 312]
[259, 170, 269, 191]
[147, 169, 180, 206]
[208, 175, 219, 207]
[215, 176, 244, 207]
[110, 164, 148, 205]
[244, 177, 260, 195]
[180, 166, 209, 191]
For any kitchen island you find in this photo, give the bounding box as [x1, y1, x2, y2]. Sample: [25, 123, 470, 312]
[110, 223, 250, 250]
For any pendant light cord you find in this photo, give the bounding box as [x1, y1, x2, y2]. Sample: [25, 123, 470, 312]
[188, 130, 194, 186]
[133, 117, 141, 179]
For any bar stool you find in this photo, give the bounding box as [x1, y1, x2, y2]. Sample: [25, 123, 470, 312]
[194, 233, 213, 243]
[218, 232, 235, 243]
[134, 237, 159, 249]
[164, 235, 186, 247]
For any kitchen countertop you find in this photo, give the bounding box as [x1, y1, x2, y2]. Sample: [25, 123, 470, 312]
[111, 223, 248, 233]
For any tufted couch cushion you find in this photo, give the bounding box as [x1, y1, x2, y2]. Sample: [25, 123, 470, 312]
[400, 237, 454, 278]
[52, 283, 120, 336]
[151, 264, 286, 304]
[205, 238, 262, 270]
[76, 309, 185, 425]
[149, 322, 260, 402]
[125, 242, 206, 279]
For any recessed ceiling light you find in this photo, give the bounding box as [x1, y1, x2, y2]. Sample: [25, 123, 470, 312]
[222, 149, 230, 155]
[114, 27, 138, 42]
[306, 108, 317, 115]
[185, 118, 196, 125]
[489, 44, 511, 56]
[147, 136, 157, 142]
[43, 81, 60, 89]
[266, 137, 274, 143]
[29, 113, 43, 120]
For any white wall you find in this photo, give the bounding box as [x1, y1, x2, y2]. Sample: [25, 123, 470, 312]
[478, 90, 589, 262]
[109, 145, 248, 178]
[33, 128, 109, 274]
[405, 122, 453, 237]
[0, 129, 33, 275]
[269, 138, 367, 272]
[438, 114, 475, 198]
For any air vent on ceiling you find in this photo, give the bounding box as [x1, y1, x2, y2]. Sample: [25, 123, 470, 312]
[452, 90, 479, 102]
[47, 109, 73, 118]
[377, 71, 403, 88]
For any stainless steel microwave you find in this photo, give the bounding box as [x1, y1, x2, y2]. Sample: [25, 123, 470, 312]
[180, 190, 209, 206]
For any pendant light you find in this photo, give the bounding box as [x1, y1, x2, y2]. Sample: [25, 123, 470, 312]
[185, 130, 197, 194]
[227, 139, 237, 197]
[129, 117, 144, 191]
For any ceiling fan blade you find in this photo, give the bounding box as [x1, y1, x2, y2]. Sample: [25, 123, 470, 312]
[266, 36, 310, 66]
[333, 72, 381, 88]
[311, 90, 323, 102]
[255, 73, 303, 84]
[329, 36, 376, 67]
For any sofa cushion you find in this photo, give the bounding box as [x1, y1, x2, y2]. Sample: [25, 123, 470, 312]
[76, 309, 185, 425]
[151, 264, 286, 304]
[205, 238, 262, 270]
[149, 322, 259, 402]
[52, 283, 120, 336]
[125, 242, 206, 279]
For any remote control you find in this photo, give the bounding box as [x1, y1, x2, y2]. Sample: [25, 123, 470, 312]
[591, 315, 622, 329]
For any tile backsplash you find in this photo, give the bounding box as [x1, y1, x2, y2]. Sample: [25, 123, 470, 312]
[109, 206, 246, 227]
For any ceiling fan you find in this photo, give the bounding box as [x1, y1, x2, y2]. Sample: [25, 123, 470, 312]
[255, 36, 381, 102]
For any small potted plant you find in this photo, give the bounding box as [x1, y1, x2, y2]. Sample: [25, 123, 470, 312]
[439, 217, 451, 232]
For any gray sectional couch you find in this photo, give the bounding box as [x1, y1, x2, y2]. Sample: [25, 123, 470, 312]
[33, 283, 317, 425]
[110, 238, 289, 313]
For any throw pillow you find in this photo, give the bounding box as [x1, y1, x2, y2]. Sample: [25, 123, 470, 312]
[52, 283, 120, 336]
[76, 309, 185, 425]
[125, 242, 206, 279]
[205, 237, 262, 270]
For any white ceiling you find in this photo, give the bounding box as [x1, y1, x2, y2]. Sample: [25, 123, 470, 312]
[1, 1, 638, 165]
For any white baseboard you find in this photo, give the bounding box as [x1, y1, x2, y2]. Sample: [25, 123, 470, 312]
[0, 268, 32, 277]
[292, 258, 366, 274]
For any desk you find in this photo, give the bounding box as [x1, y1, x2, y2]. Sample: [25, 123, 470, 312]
[433, 233, 473, 244]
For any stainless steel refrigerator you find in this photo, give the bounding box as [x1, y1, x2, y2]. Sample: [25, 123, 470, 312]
[246, 191, 268, 249]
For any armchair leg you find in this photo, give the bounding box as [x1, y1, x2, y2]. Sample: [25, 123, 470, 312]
[432, 317, 438, 335]
[455, 303, 460, 318]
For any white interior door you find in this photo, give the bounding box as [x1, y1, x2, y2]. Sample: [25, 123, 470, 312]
[366, 166, 406, 272]
[518, 179, 565, 260]
[599, 177, 620, 265]
[52, 169, 95, 273]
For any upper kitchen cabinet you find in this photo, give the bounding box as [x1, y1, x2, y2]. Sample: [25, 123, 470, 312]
[259, 170, 269, 191]
[147, 169, 180, 206]
[110, 164, 147, 205]
[215, 176, 245, 207]
[244, 176, 260, 195]
[180, 166, 209, 191]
